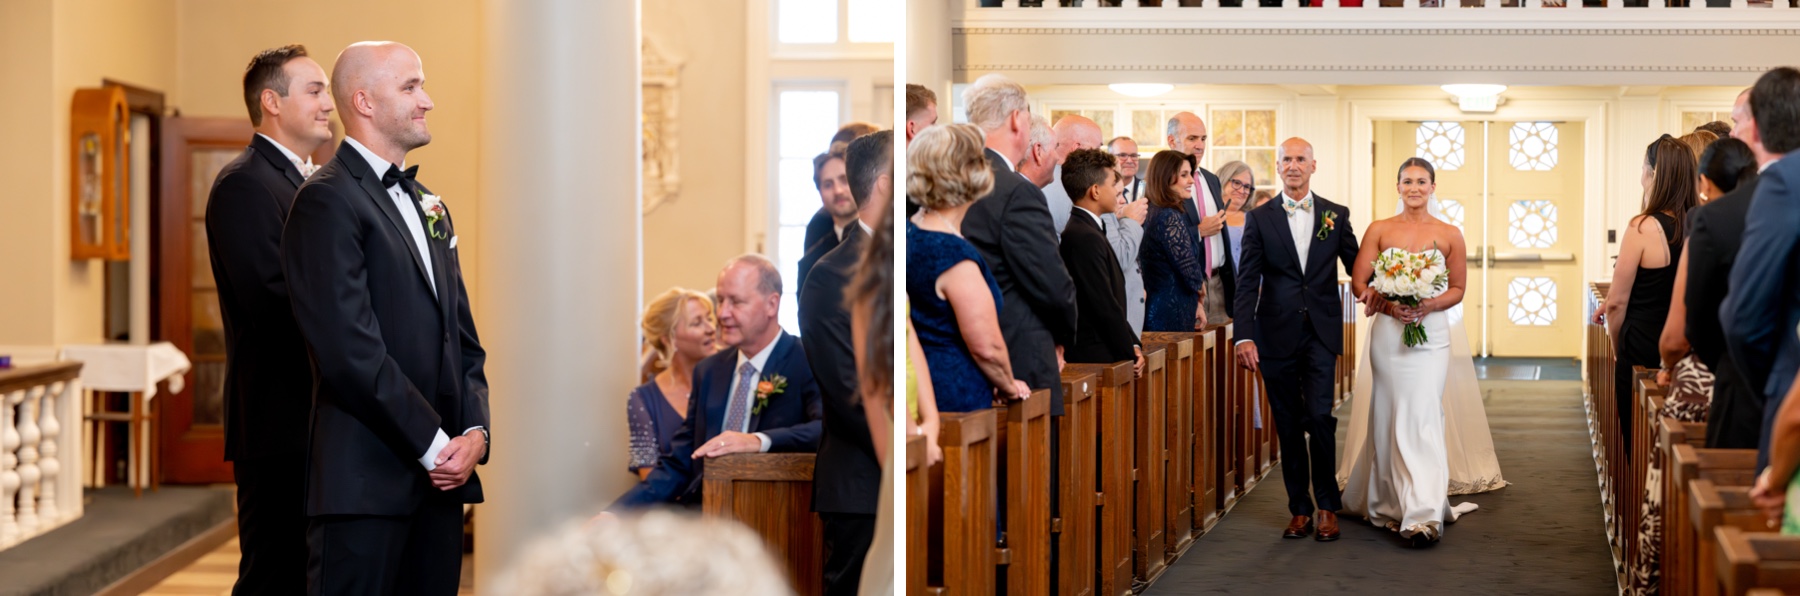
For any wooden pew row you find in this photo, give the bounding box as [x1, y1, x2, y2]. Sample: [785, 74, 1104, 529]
[1717, 527, 1800, 596]
[1058, 371, 1098, 596]
[1068, 360, 1138, 596]
[1621, 367, 1663, 582]
[1670, 445, 1760, 596]
[995, 391, 1052, 595]
[1693, 479, 1774, 596]
[702, 453, 826, 596]
[1133, 343, 1169, 582]
[1661, 415, 1710, 595]
[927, 409, 997, 596]
[1141, 333, 1198, 557]
[907, 435, 928, 596]
[1208, 324, 1242, 514]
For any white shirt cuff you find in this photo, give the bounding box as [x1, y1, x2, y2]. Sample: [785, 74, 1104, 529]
[464, 426, 486, 438]
[419, 428, 451, 471]
[1234, 339, 1252, 346]
[755, 432, 772, 453]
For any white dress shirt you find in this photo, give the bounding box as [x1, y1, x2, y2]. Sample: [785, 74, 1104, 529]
[1282, 189, 1317, 275]
[342, 136, 484, 470]
[728, 334, 781, 452]
[1194, 173, 1225, 274]
[256, 133, 309, 175]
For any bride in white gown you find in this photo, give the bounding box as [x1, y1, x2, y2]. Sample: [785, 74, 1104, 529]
[1340, 157, 1485, 546]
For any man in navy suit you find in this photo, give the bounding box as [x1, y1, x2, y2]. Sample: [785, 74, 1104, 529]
[205, 44, 332, 596]
[1724, 66, 1800, 470]
[1233, 137, 1360, 542]
[615, 255, 824, 508]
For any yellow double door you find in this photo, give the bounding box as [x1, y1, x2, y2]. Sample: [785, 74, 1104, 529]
[1374, 120, 1585, 358]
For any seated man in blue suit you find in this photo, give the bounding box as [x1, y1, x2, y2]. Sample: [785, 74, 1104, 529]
[615, 254, 823, 508]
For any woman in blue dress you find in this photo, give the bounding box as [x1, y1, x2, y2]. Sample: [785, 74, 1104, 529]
[1140, 150, 1210, 332]
[905, 123, 1032, 413]
[627, 287, 717, 480]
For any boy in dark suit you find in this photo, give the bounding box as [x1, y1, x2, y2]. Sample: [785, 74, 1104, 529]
[1058, 148, 1144, 376]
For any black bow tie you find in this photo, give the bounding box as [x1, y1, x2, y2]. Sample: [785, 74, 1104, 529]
[381, 164, 419, 195]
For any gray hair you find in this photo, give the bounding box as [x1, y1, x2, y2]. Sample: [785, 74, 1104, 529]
[1028, 114, 1055, 157]
[488, 511, 793, 595]
[963, 73, 1030, 132]
[1216, 160, 1253, 187]
[726, 253, 782, 297]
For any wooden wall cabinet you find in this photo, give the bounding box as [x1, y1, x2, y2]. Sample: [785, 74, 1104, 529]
[70, 85, 132, 261]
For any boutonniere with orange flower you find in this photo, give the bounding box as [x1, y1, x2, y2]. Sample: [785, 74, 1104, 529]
[1316, 210, 1338, 241]
[751, 374, 788, 415]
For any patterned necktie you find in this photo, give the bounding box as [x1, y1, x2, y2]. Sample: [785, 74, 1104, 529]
[723, 361, 757, 433]
[1198, 183, 1216, 275]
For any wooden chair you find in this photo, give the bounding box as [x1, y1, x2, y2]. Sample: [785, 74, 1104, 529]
[1067, 361, 1136, 596]
[1717, 527, 1800, 596]
[1133, 344, 1169, 582]
[1142, 332, 1197, 554]
[701, 453, 825, 596]
[929, 409, 998, 596]
[906, 435, 928, 596]
[995, 390, 1052, 595]
[1057, 370, 1098, 596]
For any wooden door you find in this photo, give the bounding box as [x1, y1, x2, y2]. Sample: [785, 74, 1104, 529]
[157, 117, 334, 483]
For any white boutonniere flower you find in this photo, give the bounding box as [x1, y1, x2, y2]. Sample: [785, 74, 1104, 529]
[419, 193, 448, 240]
[298, 158, 320, 179]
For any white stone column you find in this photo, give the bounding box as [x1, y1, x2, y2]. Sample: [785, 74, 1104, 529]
[473, 0, 643, 588]
[910, 0, 955, 107]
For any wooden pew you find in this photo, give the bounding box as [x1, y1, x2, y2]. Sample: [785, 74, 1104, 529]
[1621, 367, 1662, 581]
[1662, 414, 1710, 595]
[995, 391, 1052, 595]
[1256, 374, 1276, 480]
[1066, 361, 1136, 596]
[1143, 332, 1198, 554]
[1132, 343, 1169, 582]
[1717, 527, 1800, 596]
[1693, 479, 1774, 596]
[1057, 371, 1098, 596]
[1228, 341, 1258, 495]
[1206, 324, 1240, 514]
[1670, 445, 1760, 596]
[702, 453, 825, 596]
[1192, 330, 1220, 533]
[1587, 283, 1619, 555]
[929, 409, 998, 596]
[907, 435, 927, 596]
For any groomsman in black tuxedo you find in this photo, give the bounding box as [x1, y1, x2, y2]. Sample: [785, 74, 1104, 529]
[281, 42, 489, 595]
[1168, 112, 1237, 324]
[1058, 148, 1145, 376]
[960, 74, 1077, 414]
[796, 151, 854, 306]
[1724, 66, 1800, 469]
[1689, 87, 1783, 450]
[800, 130, 892, 596]
[204, 44, 332, 596]
[616, 255, 825, 508]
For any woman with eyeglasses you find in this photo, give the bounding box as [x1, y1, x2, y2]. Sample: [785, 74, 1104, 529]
[1217, 160, 1257, 270]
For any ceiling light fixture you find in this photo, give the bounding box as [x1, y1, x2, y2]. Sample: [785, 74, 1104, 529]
[1442, 84, 1508, 113]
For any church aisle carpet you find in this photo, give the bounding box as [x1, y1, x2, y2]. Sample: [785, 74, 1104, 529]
[1147, 380, 1615, 595]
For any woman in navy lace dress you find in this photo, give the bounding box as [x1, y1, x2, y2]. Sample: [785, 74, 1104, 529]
[905, 124, 1033, 413]
[627, 288, 717, 480]
[1140, 150, 1210, 332]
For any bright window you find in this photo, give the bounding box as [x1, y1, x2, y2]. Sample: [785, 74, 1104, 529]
[848, 0, 898, 43]
[778, 0, 837, 44]
[775, 89, 843, 335]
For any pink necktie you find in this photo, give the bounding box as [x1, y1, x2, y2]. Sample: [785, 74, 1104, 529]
[1198, 186, 1215, 277]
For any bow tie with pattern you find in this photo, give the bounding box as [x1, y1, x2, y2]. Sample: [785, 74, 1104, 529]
[381, 164, 420, 196]
[1283, 194, 1313, 215]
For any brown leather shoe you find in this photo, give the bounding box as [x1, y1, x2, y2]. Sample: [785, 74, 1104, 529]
[1314, 511, 1341, 542]
[1282, 515, 1313, 539]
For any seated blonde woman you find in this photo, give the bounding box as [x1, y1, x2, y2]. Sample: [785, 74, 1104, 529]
[629, 288, 718, 481]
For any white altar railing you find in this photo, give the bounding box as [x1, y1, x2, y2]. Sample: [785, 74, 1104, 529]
[0, 361, 84, 550]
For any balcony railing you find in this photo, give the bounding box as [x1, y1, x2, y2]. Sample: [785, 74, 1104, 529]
[0, 361, 84, 551]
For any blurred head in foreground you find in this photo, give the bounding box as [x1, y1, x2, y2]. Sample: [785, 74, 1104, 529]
[490, 510, 792, 595]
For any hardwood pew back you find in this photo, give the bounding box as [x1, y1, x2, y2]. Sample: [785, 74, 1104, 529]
[1133, 344, 1169, 582]
[929, 409, 998, 596]
[702, 453, 826, 596]
[1717, 527, 1800, 596]
[1693, 479, 1774, 596]
[995, 391, 1052, 595]
[1066, 361, 1137, 596]
[1143, 332, 1199, 554]
[1671, 445, 1760, 596]
[907, 435, 928, 596]
[1056, 371, 1098, 596]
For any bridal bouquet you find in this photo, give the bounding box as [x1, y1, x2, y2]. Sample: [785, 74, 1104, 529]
[1369, 247, 1450, 347]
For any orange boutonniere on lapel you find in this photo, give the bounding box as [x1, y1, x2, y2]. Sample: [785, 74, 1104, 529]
[751, 374, 788, 415]
[1317, 210, 1338, 241]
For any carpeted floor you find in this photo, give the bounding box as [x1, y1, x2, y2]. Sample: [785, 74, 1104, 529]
[1147, 379, 1617, 595]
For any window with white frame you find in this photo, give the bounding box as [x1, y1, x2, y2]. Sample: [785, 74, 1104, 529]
[778, 0, 896, 48]
[1207, 108, 1279, 195]
[774, 88, 844, 335]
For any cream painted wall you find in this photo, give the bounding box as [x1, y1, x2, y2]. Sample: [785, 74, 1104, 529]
[176, 0, 485, 293]
[0, 0, 177, 346]
[0, 0, 56, 346]
[641, 0, 748, 303]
